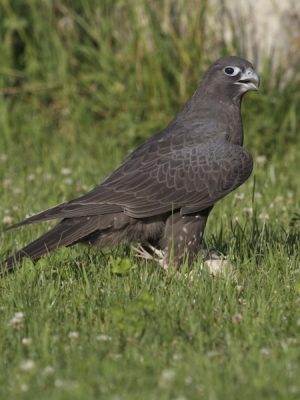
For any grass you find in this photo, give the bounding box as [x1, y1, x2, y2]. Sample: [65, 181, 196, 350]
[1, 1, 300, 399]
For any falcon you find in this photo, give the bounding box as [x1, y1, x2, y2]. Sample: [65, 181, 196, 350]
[2, 56, 260, 271]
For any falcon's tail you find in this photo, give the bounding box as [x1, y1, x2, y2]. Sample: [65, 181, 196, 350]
[2, 217, 100, 272]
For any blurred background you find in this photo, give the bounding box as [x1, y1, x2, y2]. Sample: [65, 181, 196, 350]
[0, 0, 300, 229]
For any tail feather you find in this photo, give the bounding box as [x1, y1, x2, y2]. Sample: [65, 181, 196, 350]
[2, 217, 101, 271]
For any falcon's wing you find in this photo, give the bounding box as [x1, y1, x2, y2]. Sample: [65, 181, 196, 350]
[4, 137, 252, 231]
[101, 137, 253, 217]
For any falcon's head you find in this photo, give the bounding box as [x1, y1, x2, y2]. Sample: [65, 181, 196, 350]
[201, 56, 260, 102]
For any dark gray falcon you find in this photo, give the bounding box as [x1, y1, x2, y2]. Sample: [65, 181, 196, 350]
[2, 56, 259, 271]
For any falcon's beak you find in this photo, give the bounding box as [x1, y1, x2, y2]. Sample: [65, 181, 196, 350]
[235, 68, 260, 91]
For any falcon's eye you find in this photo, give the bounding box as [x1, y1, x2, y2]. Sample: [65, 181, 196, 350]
[223, 66, 241, 76]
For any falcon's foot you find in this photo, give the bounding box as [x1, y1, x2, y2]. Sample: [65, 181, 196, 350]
[133, 245, 236, 278]
[132, 243, 169, 270]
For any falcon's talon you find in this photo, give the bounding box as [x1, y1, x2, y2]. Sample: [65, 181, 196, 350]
[133, 245, 168, 270]
[144, 242, 165, 260]
[132, 246, 153, 260]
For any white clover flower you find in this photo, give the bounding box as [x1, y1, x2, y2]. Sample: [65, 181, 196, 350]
[9, 312, 25, 325]
[2, 216, 13, 224]
[55, 379, 78, 389]
[13, 188, 21, 195]
[58, 16, 74, 33]
[27, 174, 36, 181]
[232, 313, 243, 323]
[61, 167, 72, 175]
[96, 334, 112, 341]
[1, 154, 8, 162]
[68, 331, 79, 339]
[15, 313, 25, 320]
[234, 193, 244, 200]
[63, 178, 73, 185]
[259, 212, 269, 220]
[160, 369, 175, 381]
[20, 360, 35, 371]
[274, 195, 283, 202]
[260, 347, 271, 356]
[159, 369, 176, 388]
[184, 376, 193, 385]
[54, 379, 64, 388]
[111, 353, 122, 359]
[22, 338, 32, 346]
[3, 178, 12, 186]
[172, 353, 183, 360]
[289, 386, 299, 394]
[43, 365, 55, 375]
[20, 384, 29, 392]
[287, 338, 297, 344]
[255, 155, 267, 164]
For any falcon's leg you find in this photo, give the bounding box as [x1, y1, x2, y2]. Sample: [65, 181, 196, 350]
[158, 207, 213, 269]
